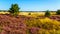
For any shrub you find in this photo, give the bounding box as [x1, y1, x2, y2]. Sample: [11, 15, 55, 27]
[45, 10, 51, 17]
[56, 10, 60, 15]
[28, 13, 31, 15]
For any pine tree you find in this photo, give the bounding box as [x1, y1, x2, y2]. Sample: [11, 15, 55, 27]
[9, 4, 20, 16]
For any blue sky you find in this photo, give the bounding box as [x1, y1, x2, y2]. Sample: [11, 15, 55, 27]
[0, 0, 60, 11]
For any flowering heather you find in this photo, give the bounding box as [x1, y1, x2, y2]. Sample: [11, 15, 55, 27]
[0, 14, 60, 34]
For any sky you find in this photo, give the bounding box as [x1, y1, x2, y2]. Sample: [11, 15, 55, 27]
[0, 0, 60, 11]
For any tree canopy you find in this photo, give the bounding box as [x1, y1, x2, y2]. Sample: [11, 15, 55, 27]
[9, 4, 20, 16]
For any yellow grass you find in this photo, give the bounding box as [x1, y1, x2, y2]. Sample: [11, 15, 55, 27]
[0, 12, 9, 14]
[0, 12, 56, 16]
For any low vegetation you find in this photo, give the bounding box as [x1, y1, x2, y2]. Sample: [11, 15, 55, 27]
[26, 17, 60, 34]
[0, 15, 60, 34]
[0, 4, 60, 34]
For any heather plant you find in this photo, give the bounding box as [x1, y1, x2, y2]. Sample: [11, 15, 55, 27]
[25, 18, 41, 28]
[0, 15, 27, 34]
[0, 26, 2, 33]
[0, 14, 60, 34]
[26, 29, 31, 34]
[39, 18, 60, 30]
[29, 27, 39, 34]
[26, 17, 60, 34]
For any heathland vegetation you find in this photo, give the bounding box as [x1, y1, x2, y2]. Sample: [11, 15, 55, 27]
[0, 4, 60, 34]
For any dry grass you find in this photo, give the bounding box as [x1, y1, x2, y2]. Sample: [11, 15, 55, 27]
[0, 12, 56, 16]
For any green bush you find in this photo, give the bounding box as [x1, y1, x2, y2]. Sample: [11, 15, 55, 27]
[56, 10, 60, 15]
[45, 10, 51, 17]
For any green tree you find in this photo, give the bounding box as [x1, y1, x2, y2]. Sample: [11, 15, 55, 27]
[56, 10, 60, 15]
[45, 10, 51, 17]
[9, 4, 20, 16]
